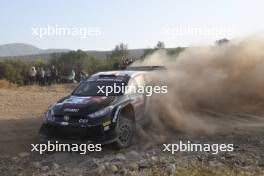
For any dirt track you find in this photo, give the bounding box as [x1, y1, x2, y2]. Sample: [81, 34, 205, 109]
[0, 85, 72, 155]
[1, 85, 264, 176]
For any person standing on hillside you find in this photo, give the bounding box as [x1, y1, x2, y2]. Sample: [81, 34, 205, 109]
[40, 67, 45, 86]
[51, 65, 58, 84]
[80, 70, 88, 83]
[29, 66, 37, 85]
[68, 69, 76, 83]
[45, 68, 51, 85]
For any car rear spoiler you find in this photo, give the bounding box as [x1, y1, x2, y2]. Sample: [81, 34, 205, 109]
[125, 66, 166, 71]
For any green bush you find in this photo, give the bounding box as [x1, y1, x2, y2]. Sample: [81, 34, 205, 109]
[0, 45, 184, 85]
[0, 60, 30, 85]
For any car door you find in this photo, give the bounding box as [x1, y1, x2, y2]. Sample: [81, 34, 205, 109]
[131, 74, 147, 120]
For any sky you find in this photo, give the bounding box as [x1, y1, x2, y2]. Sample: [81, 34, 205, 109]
[0, 0, 264, 50]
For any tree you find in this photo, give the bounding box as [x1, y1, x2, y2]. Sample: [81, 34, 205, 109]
[0, 60, 30, 85]
[215, 38, 229, 45]
[156, 41, 165, 49]
[141, 48, 155, 60]
[141, 41, 166, 59]
[50, 50, 88, 76]
[33, 58, 47, 67]
[108, 43, 129, 68]
[110, 43, 129, 59]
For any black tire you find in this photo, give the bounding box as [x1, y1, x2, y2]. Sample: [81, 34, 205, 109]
[112, 114, 135, 149]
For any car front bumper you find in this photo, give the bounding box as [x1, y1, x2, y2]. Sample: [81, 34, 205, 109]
[39, 119, 118, 144]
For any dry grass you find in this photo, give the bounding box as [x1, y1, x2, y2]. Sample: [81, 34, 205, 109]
[148, 165, 264, 176]
[0, 83, 74, 119]
[174, 167, 263, 176]
[0, 80, 17, 90]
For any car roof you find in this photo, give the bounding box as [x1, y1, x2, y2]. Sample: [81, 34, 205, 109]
[91, 70, 147, 78]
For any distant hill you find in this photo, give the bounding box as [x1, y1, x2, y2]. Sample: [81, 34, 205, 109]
[0, 43, 146, 61]
[0, 43, 184, 61]
[85, 49, 145, 60]
[0, 43, 69, 57]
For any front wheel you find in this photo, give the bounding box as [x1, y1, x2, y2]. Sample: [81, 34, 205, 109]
[112, 115, 135, 149]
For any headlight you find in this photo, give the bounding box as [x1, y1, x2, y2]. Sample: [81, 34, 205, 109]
[45, 109, 55, 121]
[88, 106, 113, 118]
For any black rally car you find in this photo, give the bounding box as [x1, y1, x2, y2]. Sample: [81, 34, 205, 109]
[39, 67, 164, 149]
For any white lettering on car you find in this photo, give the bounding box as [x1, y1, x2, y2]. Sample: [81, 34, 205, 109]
[64, 108, 79, 112]
[79, 119, 89, 123]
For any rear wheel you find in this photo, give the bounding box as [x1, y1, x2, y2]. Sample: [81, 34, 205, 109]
[112, 114, 135, 149]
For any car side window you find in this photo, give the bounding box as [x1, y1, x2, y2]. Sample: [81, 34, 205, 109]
[126, 78, 138, 95]
[134, 75, 146, 87]
[143, 74, 152, 85]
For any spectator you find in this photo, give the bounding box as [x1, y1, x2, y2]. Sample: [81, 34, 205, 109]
[29, 66, 37, 85]
[45, 68, 51, 85]
[51, 65, 58, 84]
[36, 67, 41, 85]
[40, 67, 45, 86]
[68, 69, 75, 82]
[80, 71, 88, 83]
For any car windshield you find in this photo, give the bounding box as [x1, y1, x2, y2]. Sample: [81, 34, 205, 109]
[72, 78, 129, 96]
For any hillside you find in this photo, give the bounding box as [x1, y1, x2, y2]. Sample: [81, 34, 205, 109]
[0, 43, 69, 57]
[0, 43, 147, 61]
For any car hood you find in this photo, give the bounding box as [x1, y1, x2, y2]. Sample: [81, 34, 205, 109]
[52, 96, 116, 116]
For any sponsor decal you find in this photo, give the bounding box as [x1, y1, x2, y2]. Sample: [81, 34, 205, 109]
[62, 97, 107, 107]
[63, 115, 70, 121]
[60, 122, 69, 126]
[64, 108, 79, 113]
[103, 120, 111, 126]
[79, 119, 89, 123]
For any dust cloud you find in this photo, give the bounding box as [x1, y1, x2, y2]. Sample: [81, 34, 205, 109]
[132, 37, 264, 135]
